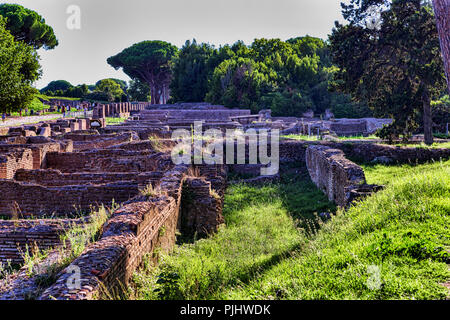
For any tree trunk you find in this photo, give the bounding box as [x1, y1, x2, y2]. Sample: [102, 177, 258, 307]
[423, 89, 434, 145]
[432, 0, 450, 94]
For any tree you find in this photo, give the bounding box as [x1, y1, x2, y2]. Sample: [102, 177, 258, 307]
[206, 57, 274, 113]
[128, 79, 151, 102]
[94, 79, 124, 102]
[107, 41, 178, 104]
[205, 37, 342, 117]
[0, 4, 58, 50]
[40, 80, 73, 94]
[0, 16, 41, 114]
[330, 0, 446, 144]
[65, 84, 89, 98]
[95, 78, 128, 91]
[431, 0, 450, 93]
[170, 39, 216, 102]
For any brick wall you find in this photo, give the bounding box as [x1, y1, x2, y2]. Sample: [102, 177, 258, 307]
[305, 145, 367, 207]
[39, 196, 179, 300]
[0, 148, 34, 179]
[45, 149, 173, 173]
[14, 169, 163, 188]
[0, 180, 141, 217]
[0, 218, 86, 264]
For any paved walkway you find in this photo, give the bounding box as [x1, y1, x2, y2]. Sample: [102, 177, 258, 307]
[0, 114, 63, 128]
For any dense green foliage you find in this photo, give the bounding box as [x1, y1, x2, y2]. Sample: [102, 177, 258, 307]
[0, 16, 41, 114]
[40, 78, 127, 102]
[169, 37, 371, 117]
[131, 168, 336, 299]
[131, 160, 450, 300]
[91, 79, 125, 102]
[40, 80, 73, 95]
[107, 41, 178, 104]
[330, 0, 446, 143]
[128, 79, 151, 102]
[0, 4, 58, 50]
[170, 40, 224, 103]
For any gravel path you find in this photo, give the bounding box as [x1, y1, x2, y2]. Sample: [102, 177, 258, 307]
[0, 114, 63, 128]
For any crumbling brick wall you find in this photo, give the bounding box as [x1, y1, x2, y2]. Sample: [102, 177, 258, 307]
[0, 149, 34, 179]
[180, 177, 224, 238]
[14, 169, 163, 187]
[306, 145, 367, 207]
[0, 218, 86, 264]
[39, 196, 179, 300]
[0, 180, 140, 217]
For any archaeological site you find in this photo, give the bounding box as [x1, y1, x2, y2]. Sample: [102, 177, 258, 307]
[1, 0, 450, 309]
[1, 102, 449, 300]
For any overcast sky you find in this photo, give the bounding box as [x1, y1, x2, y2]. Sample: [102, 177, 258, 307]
[1, 0, 346, 89]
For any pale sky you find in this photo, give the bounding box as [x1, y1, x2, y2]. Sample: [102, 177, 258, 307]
[0, 0, 346, 89]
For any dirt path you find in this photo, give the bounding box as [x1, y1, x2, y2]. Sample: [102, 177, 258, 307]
[0, 114, 63, 128]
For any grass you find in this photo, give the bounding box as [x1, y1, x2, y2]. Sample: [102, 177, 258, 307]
[224, 159, 450, 300]
[106, 117, 127, 125]
[338, 135, 379, 140]
[131, 159, 450, 300]
[281, 134, 319, 141]
[0, 205, 112, 298]
[387, 142, 450, 149]
[139, 184, 160, 198]
[130, 168, 336, 300]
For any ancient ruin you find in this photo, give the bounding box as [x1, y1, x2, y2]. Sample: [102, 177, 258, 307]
[0, 102, 449, 300]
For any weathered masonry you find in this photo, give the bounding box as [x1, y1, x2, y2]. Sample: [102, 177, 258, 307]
[1, 102, 449, 300]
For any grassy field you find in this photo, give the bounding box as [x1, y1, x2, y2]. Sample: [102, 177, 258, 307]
[130, 168, 335, 300]
[106, 117, 127, 125]
[130, 159, 450, 300]
[387, 142, 450, 149]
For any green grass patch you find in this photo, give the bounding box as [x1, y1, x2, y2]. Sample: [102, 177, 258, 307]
[338, 135, 379, 140]
[131, 171, 335, 300]
[106, 117, 127, 125]
[224, 160, 450, 300]
[281, 134, 319, 141]
[131, 160, 450, 300]
[386, 142, 450, 149]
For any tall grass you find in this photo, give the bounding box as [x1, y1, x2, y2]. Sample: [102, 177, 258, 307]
[131, 172, 335, 300]
[132, 159, 450, 300]
[225, 160, 450, 300]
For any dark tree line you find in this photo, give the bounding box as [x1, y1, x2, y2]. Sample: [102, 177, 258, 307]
[329, 0, 447, 144]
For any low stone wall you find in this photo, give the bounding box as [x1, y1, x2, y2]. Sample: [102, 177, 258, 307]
[341, 143, 450, 164]
[180, 177, 224, 238]
[45, 149, 172, 173]
[0, 138, 72, 179]
[35, 164, 228, 300]
[0, 218, 86, 264]
[39, 196, 178, 300]
[14, 169, 163, 187]
[0, 148, 34, 179]
[0, 180, 140, 217]
[280, 140, 450, 165]
[306, 145, 367, 207]
[62, 132, 135, 151]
